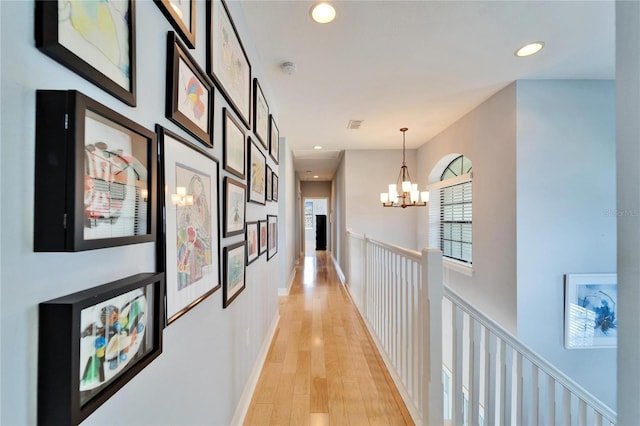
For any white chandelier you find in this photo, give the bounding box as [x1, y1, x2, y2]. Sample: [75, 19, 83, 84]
[380, 128, 429, 208]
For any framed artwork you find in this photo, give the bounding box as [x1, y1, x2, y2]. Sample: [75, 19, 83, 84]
[38, 272, 164, 425]
[272, 173, 279, 202]
[267, 214, 278, 260]
[166, 31, 214, 148]
[155, 0, 196, 48]
[253, 78, 269, 149]
[224, 177, 246, 237]
[248, 138, 266, 205]
[564, 273, 617, 349]
[223, 108, 246, 179]
[34, 90, 156, 252]
[258, 220, 268, 255]
[35, 0, 136, 106]
[223, 241, 246, 307]
[266, 166, 273, 202]
[157, 126, 220, 324]
[269, 115, 279, 164]
[207, 0, 251, 127]
[246, 221, 259, 265]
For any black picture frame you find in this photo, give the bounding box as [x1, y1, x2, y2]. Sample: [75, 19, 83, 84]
[248, 137, 267, 205]
[207, 0, 252, 128]
[266, 165, 273, 202]
[223, 177, 246, 237]
[272, 172, 279, 202]
[38, 272, 165, 426]
[246, 221, 259, 265]
[253, 78, 269, 149]
[223, 241, 246, 308]
[267, 214, 278, 260]
[166, 31, 214, 148]
[223, 108, 246, 179]
[156, 125, 221, 325]
[269, 115, 279, 164]
[34, 90, 157, 252]
[35, 0, 137, 106]
[258, 220, 268, 255]
[155, 0, 196, 48]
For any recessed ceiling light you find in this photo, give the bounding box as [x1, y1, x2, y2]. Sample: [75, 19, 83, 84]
[310, 2, 336, 24]
[313, 145, 323, 150]
[313, 175, 319, 179]
[515, 41, 544, 57]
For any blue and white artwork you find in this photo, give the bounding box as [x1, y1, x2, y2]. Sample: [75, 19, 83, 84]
[565, 274, 617, 349]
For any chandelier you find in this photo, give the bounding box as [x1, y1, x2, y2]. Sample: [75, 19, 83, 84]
[380, 128, 429, 208]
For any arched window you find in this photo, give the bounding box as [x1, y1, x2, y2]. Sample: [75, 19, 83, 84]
[431, 155, 472, 265]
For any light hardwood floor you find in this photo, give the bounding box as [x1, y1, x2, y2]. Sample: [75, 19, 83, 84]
[244, 252, 414, 426]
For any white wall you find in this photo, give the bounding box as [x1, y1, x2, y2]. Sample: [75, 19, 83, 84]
[344, 149, 419, 249]
[616, 1, 640, 422]
[332, 153, 346, 273]
[516, 80, 616, 409]
[416, 83, 518, 332]
[278, 138, 297, 293]
[0, 1, 281, 424]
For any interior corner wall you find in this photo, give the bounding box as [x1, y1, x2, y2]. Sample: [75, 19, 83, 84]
[0, 1, 279, 424]
[333, 153, 346, 274]
[516, 80, 616, 409]
[343, 150, 418, 249]
[279, 138, 297, 292]
[415, 83, 518, 333]
[616, 1, 640, 421]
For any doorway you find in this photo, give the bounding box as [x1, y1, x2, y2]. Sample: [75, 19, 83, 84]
[303, 198, 328, 255]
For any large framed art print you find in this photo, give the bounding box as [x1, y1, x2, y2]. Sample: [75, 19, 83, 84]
[248, 137, 266, 205]
[35, 90, 157, 252]
[224, 177, 246, 237]
[253, 78, 269, 149]
[38, 273, 164, 425]
[564, 273, 617, 349]
[36, 0, 136, 106]
[207, 0, 251, 127]
[223, 241, 246, 307]
[157, 126, 220, 324]
[167, 32, 214, 148]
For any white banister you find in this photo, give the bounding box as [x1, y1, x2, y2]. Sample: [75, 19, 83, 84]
[344, 230, 615, 426]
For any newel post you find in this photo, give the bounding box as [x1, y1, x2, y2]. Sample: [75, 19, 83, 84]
[421, 248, 443, 426]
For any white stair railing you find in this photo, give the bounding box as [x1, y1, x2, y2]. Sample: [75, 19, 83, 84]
[344, 230, 616, 426]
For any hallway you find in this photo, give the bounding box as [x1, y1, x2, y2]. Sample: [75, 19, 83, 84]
[244, 252, 414, 425]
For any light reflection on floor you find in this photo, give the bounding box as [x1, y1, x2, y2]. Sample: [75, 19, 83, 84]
[303, 255, 315, 285]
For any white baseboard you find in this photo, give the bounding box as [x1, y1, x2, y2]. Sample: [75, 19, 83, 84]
[278, 265, 297, 296]
[230, 312, 280, 426]
[330, 251, 346, 285]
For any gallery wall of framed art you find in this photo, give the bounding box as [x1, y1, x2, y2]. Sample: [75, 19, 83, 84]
[3, 0, 287, 424]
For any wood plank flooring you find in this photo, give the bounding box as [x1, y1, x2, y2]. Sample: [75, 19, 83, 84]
[244, 252, 414, 426]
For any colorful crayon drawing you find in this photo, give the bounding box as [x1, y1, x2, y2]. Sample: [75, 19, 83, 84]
[79, 287, 148, 406]
[175, 165, 212, 290]
[178, 58, 209, 132]
[58, 0, 131, 89]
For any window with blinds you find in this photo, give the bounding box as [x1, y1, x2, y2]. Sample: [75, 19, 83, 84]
[440, 180, 472, 263]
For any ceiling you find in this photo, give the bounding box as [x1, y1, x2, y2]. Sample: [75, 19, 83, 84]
[240, 0, 615, 181]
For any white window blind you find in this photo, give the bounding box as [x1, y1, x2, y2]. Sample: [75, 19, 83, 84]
[440, 180, 472, 264]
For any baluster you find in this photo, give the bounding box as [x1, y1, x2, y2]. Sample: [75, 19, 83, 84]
[531, 363, 539, 425]
[499, 339, 507, 424]
[503, 344, 512, 424]
[471, 321, 481, 426]
[485, 329, 495, 425]
[514, 351, 523, 425]
[562, 386, 571, 426]
[547, 375, 556, 426]
[452, 305, 464, 425]
[577, 398, 586, 426]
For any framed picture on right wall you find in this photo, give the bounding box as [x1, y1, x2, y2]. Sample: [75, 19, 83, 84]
[564, 273, 617, 349]
[267, 214, 278, 260]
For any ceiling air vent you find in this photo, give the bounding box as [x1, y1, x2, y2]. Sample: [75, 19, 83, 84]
[347, 120, 363, 130]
